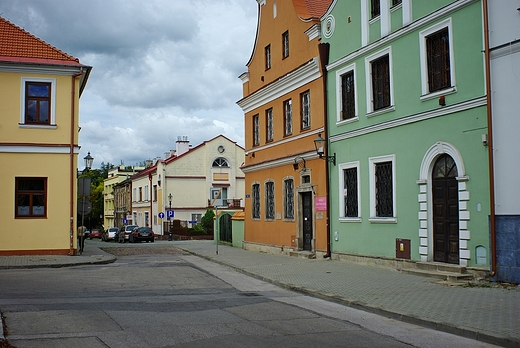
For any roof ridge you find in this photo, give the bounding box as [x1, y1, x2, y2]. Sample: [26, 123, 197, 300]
[0, 16, 79, 62]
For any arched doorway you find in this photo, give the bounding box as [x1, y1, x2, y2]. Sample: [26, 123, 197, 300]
[219, 214, 232, 243]
[432, 154, 459, 264]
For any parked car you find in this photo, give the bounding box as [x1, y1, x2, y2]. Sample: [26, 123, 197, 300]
[89, 229, 102, 239]
[129, 227, 155, 243]
[118, 225, 138, 243]
[84, 230, 90, 239]
[102, 227, 119, 242]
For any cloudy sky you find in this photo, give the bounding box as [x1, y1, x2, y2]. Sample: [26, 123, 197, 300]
[2, 0, 257, 168]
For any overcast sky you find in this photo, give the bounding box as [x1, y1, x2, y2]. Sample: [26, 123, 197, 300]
[2, 0, 257, 168]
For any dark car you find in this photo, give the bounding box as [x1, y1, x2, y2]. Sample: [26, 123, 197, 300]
[89, 229, 102, 239]
[118, 225, 138, 243]
[129, 227, 154, 243]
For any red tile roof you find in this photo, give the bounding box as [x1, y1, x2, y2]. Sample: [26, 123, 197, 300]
[293, 0, 333, 21]
[0, 16, 80, 63]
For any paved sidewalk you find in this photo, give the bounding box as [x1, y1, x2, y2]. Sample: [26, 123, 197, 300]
[0, 242, 116, 269]
[173, 241, 519, 348]
[0, 240, 518, 347]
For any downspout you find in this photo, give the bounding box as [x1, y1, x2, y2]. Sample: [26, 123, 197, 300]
[149, 172, 153, 229]
[70, 69, 83, 255]
[318, 42, 331, 259]
[482, 0, 496, 277]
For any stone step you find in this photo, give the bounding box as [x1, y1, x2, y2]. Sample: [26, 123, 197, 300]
[289, 251, 316, 259]
[402, 268, 474, 282]
[415, 261, 467, 274]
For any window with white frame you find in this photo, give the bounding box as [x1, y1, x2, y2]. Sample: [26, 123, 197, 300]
[336, 64, 357, 122]
[144, 212, 149, 227]
[366, 47, 393, 114]
[300, 90, 311, 130]
[265, 181, 275, 220]
[144, 185, 149, 201]
[133, 188, 137, 202]
[419, 19, 455, 98]
[21, 78, 56, 126]
[191, 213, 202, 224]
[266, 108, 274, 142]
[252, 183, 260, 219]
[283, 178, 294, 219]
[369, 154, 396, 221]
[339, 162, 360, 220]
[370, 0, 380, 19]
[284, 99, 292, 136]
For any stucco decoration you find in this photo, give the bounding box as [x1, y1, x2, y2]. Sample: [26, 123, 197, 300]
[323, 15, 335, 39]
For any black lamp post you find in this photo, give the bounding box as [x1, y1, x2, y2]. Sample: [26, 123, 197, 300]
[168, 193, 173, 241]
[79, 152, 93, 254]
[84, 152, 94, 172]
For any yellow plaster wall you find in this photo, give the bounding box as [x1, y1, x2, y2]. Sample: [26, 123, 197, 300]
[0, 152, 76, 253]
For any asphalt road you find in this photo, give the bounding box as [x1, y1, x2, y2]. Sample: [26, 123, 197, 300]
[0, 245, 497, 348]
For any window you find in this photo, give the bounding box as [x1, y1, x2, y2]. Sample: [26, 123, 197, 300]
[284, 178, 294, 219]
[369, 154, 396, 221]
[392, 0, 402, 6]
[253, 114, 260, 146]
[252, 183, 260, 219]
[265, 181, 275, 220]
[139, 187, 143, 202]
[144, 212, 149, 227]
[191, 214, 202, 224]
[420, 19, 455, 98]
[339, 162, 360, 219]
[341, 70, 356, 120]
[284, 99, 292, 136]
[265, 44, 271, 70]
[371, 55, 390, 111]
[300, 90, 311, 130]
[144, 185, 149, 201]
[282, 31, 289, 58]
[370, 0, 380, 19]
[15, 177, 47, 217]
[25, 82, 51, 124]
[426, 28, 450, 93]
[153, 185, 157, 201]
[266, 108, 274, 142]
[212, 157, 229, 167]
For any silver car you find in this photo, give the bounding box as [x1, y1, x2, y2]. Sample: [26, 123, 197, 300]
[103, 227, 119, 242]
[118, 225, 138, 243]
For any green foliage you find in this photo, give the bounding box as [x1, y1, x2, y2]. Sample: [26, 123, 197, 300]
[200, 209, 215, 234]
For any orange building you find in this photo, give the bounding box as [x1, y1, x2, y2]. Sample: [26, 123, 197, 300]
[237, 0, 332, 257]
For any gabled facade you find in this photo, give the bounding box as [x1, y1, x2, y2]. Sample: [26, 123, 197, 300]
[323, 1, 489, 268]
[237, 0, 333, 256]
[0, 17, 91, 255]
[129, 135, 245, 237]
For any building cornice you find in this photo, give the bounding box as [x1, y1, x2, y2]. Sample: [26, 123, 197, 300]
[237, 57, 321, 113]
[241, 151, 318, 173]
[330, 97, 486, 143]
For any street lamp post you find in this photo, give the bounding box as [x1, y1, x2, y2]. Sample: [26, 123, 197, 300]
[78, 152, 93, 255]
[168, 193, 173, 241]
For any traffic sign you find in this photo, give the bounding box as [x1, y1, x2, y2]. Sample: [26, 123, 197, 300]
[77, 199, 92, 215]
[158, 212, 165, 219]
[167, 210, 174, 218]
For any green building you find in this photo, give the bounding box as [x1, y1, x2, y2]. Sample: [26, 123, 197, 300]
[322, 0, 489, 269]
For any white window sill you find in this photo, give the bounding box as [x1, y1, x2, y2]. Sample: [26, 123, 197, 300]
[336, 116, 359, 126]
[339, 217, 362, 223]
[369, 217, 397, 224]
[420, 86, 457, 102]
[19, 124, 57, 130]
[366, 105, 395, 118]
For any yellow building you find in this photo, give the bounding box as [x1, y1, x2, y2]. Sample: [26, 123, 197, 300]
[0, 17, 91, 255]
[237, 0, 332, 256]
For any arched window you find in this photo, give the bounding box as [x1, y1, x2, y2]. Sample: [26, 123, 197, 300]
[212, 157, 229, 168]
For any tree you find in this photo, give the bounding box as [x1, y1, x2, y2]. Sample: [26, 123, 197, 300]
[200, 209, 215, 234]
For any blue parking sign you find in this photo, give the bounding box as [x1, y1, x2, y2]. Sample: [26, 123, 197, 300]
[167, 210, 174, 218]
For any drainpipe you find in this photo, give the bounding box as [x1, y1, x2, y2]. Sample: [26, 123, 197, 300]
[149, 172, 153, 229]
[318, 43, 331, 259]
[70, 69, 83, 255]
[482, 0, 496, 277]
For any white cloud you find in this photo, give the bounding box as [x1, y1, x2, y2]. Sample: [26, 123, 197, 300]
[2, 0, 256, 168]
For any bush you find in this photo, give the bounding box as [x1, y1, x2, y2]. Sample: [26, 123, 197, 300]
[201, 209, 215, 234]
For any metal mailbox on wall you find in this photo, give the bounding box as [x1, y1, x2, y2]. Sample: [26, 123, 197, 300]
[396, 238, 411, 259]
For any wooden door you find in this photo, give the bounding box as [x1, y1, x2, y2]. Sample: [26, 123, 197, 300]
[302, 192, 313, 251]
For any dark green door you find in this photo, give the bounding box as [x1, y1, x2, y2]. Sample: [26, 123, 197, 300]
[219, 214, 232, 243]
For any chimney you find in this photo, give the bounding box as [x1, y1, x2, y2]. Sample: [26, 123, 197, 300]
[176, 136, 190, 156]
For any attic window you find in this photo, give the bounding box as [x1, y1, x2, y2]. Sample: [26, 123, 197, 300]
[212, 157, 229, 168]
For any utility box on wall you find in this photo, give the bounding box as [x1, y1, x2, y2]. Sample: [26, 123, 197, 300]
[396, 238, 411, 259]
